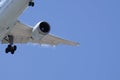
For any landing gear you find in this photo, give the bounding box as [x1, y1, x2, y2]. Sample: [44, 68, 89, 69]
[29, 1, 34, 7]
[5, 45, 17, 54]
[4, 35, 17, 54]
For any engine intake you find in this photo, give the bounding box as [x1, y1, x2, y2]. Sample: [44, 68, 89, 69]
[32, 21, 51, 40]
[39, 22, 50, 34]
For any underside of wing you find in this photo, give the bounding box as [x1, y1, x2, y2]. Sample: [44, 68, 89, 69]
[2, 21, 79, 46]
[31, 34, 80, 46]
[2, 21, 32, 44]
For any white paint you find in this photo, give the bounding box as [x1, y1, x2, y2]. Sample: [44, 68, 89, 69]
[0, 0, 30, 40]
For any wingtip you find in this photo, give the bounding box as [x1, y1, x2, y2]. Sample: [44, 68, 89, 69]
[74, 42, 80, 46]
[70, 42, 80, 46]
[76, 42, 80, 46]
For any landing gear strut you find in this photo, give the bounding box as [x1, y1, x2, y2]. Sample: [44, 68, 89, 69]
[29, 1, 34, 7]
[5, 35, 17, 54]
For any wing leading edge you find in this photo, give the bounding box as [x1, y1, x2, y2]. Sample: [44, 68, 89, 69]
[2, 21, 80, 46]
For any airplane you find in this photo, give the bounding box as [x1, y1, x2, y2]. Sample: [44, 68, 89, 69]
[0, 0, 79, 54]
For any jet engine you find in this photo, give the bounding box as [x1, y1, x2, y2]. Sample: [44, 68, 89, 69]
[32, 21, 50, 40]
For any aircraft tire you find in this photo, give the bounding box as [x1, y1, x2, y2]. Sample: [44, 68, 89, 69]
[5, 48, 9, 53]
[11, 50, 14, 54]
[29, 2, 34, 7]
[14, 45, 17, 51]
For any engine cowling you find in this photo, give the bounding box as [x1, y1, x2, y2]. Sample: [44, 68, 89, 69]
[32, 21, 50, 40]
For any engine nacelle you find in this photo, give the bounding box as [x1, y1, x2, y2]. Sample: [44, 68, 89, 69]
[32, 21, 50, 40]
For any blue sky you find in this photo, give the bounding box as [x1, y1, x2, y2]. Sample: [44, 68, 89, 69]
[0, 0, 120, 80]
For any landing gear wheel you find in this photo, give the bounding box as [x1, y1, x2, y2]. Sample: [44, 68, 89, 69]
[8, 45, 12, 48]
[29, 2, 34, 7]
[31, 2, 34, 7]
[5, 45, 11, 54]
[5, 48, 9, 53]
[14, 45, 17, 51]
[5, 45, 17, 54]
[11, 49, 15, 55]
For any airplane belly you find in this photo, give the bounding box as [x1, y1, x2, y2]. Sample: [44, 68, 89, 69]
[0, 0, 29, 41]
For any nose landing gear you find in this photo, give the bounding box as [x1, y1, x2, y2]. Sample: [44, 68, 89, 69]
[29, 1, 34, 7]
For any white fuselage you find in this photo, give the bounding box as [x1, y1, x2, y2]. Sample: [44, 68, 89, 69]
[0, 0, 29, 40]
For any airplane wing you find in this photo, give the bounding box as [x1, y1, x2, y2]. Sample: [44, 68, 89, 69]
[2, 21, 79, 46]
[31, 34, 79, 46]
